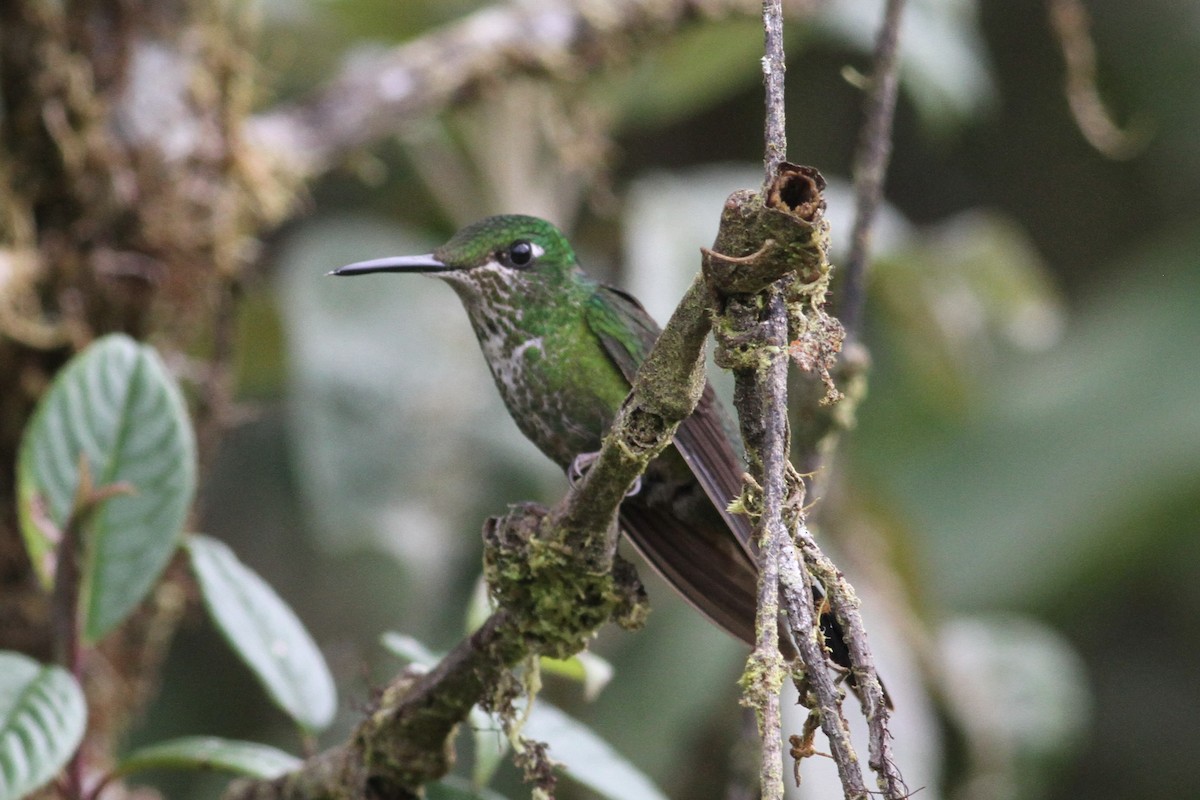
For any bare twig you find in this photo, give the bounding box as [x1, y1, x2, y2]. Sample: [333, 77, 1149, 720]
[791, 523, 907, 797]
[840, 0, 906, 338]
[46, 457, 136, 800]
[777, 534, 867, 797]
[743, 4, 790, 795]
[1047, 0, 1146, 159]
[761, 0, 788, 185]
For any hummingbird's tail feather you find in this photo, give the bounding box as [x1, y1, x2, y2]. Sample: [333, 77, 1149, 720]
[618, 469, 890, 708]
[618, 501, 760, 645]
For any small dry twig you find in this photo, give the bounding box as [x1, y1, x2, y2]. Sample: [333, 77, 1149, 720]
[839, 0, 907, 338]
[1047, 0, 1146, 159]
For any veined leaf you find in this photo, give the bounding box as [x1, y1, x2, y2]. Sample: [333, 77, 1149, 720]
[0, 652, 86, 800]
[115, 736, 301, 780]
[525, 702, 667, 800]
[187, 534, 336, 732]
[17, 334, 196, 642]
[468, 698, 671, 800]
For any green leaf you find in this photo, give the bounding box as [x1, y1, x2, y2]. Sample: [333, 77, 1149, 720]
[463, 575, 493, 634]
[380, 632, 441, 670]
[539, 652, 613, 702]
[597, 18, 765, 131]
[187, 534, 336, 732]
[17, 333, 197, 642]
[525, 702, 667, 800]
[115, 736, 301, 780]
[0, 651, 86, 800]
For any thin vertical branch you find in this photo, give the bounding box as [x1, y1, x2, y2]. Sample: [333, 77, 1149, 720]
[839, 0, 907, 337]
[709, 172, 877, 800]
[744, 288, 791, 800]
[752, 7, 788, 794]
[761, 0, 787, 186]
[756, 1, 908, 792]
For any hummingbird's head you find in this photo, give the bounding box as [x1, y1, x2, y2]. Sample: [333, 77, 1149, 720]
[330, 215, 580, 304]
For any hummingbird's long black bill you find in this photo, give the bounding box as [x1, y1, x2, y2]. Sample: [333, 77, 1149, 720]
[328, 254, 455, 276]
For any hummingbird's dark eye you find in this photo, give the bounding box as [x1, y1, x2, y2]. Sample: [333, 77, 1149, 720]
[506, 240, 535, 268]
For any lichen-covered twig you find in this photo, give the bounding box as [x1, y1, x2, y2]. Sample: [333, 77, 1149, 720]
[733, 284, 790, 800]
[777, 533, 867, 797]
[706, 165, 873, 799]
[748, 2, 909, 796]
[791, 523, 908, 798]
[761, 0, 788, 185]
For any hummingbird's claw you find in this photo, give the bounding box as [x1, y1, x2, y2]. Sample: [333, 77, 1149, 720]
[568, 451, 642, 498]
[568, 451, 598, 486]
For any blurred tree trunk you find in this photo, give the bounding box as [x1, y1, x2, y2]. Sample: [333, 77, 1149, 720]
[0, 1, 273, 792]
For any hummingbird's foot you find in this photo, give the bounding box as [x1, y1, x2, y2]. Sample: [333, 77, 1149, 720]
[568, 451, 642, 497]
[567, 451, 595, 486]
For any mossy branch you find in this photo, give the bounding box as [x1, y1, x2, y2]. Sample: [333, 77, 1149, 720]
[223, 264, 719, 800]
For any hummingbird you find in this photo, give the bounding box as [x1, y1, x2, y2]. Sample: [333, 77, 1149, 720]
[332, 214, 837, 664]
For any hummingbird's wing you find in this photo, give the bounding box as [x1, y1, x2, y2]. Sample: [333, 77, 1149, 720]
[585, 285, 754, 546]
[585, 285, 761, 645]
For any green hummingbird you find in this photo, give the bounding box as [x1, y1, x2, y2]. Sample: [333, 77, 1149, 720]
[331, 214, 820, 657]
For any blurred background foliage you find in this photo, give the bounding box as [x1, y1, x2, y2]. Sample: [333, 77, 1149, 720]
[131, 0, 1200, 798]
